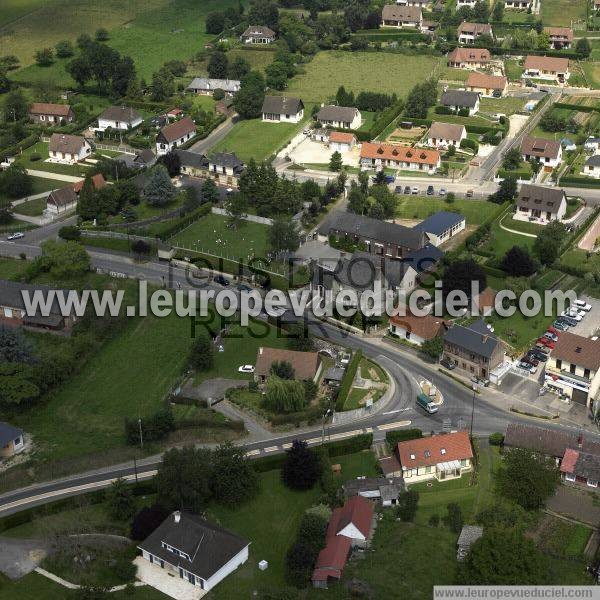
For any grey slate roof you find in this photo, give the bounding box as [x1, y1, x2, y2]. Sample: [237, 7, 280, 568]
[343, 477, 404, 498]
[242, 25, 276, 39]
[175, 149, 209, 169]
[319, 212, 426, 250]
[209, 151, 244, 171]
[138, 511, 249, 581]
[133, 148, 156, 165]
[186, 78, 240, 93]
[414, 211, 466, 236]
[403, 243, 443, 274]
[261, 95, 304, 116]
[443, 319, 500, 359]
[440, 89, 480, 109]
[98, 106, 142, 124]
[0, 280, 64, 316]
[324, 367, 345, 382]
[0, 422, 23, 446]
[571, 451, 600, 481]
[47, 186, 77, 208]
[586, 155, 600, 167]
[516, 184, 565, 212]
[457, 525, 483, 549]
[316, 105, 359, 123]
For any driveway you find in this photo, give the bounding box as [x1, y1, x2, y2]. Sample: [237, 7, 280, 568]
[180, 378, 247, 405]
[0, 537, 49, 579]
[287, 136, 360, 167]
[547, 485, 600, 525]
[499, 372, 542, 402]
[566, 296, 600, 338]
[188, 116, 235, 155]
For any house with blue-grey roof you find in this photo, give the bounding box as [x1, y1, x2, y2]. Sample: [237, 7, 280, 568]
[0, 422, 24, 459]
[443, 319, 505, 380]
[414, 211, 466, 247]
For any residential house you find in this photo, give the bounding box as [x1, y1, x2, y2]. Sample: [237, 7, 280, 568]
[318, 211, 427, 259]
[401, 243, 444, 277]
[0, 422, 24, 459]
[261, 96, 304, 123]
[546, 332, 600, 409]
[343, 477, 404, 506]
[440, 90, 480, 115]
[521, 135, 562, 169]
[544, 27, 573, 50]
[457, 526, 483, 561]
[561, 138, 577, 152]
[155, 116, 196, 155]
[523, 56, 570, 83]
[46, 186, 77, 215]
[96, 106, 143, 132]
[395, 0, 430, 6]
[360, 142, 441, 173]
[447, 47, 491, 69]
[175, 149, 209, 178]
[312, 128, 330, 143]
[443, 319, 505, 380]
[583, 155, 600, 179]
[254, 347, 322, 383]
[0, 279, 77, 332]
[514, 184, 567, 223]
[457, 22, 493, 44]
[117, 148, 156, 170]
[240, 25, 276, 44]
[421, 20, 439, 34]
[72, 173, 106, 194]
[465, 72, 508, 97]
[560, 448, 600, 490]
[312, 496, 374, 589]
[413, 210, 466, 246]
[596, 0, 600, 11]
[389, 312, 448, 346]
[473, 286, 496, 316]
[329, 132, 357, 153]
[323, 367, 345, 386]
[397, 431, 474, 484]
[427, 122, 466, 149]
[48, 133, 91, 164]
[137, 511, 249, 592]
[381, 4, 423, 28]
[456, 0, 477, 6]
[186, 78, 241, 96]
[208, 152, 245, 188]
[584, 136, 600, 152]
[29, 102, 74, 125]
[505, 0, 532, 8]
[316, 105, 362, 130]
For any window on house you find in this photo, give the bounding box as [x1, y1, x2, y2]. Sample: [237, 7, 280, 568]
[441, 448, 446, 455]
[570, 364, 576, 374]
[584, 368, 591, 379]
[588, 479, 598, 488]
[565, 473, 576, 482]
[556, 359, 562, 369]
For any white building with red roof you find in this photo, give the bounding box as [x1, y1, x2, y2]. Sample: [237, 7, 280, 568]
[360, 142, 440, 173]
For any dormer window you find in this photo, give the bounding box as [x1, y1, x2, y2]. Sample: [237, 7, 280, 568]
[410, 453, 416, 459]
[441, 448, 446, 455]
[424, 450, 431, 458]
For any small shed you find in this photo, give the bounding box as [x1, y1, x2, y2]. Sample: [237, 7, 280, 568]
[457, 525, 483, 561]
[324, 367, 345, 386]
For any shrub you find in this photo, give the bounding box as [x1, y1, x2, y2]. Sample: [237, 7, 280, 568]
[429, 514, 440, 527]
[489, 432, 504, 446]
[396, 490, 419, 521]
[29, 153, 41, 162]
[385, 428, 422, 448]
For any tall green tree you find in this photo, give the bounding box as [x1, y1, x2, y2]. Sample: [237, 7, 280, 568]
[0, 164, 32, 198]
[189, 332, 214, 372]
[269, 216, 300, 253]
[329, 151, 343, 172]
[201, 178, 219, 203]
[37, 240, 91, 279]
[264, 377, 307, 412]
[208, 51, 228, 79]
[211, 442, 259, 506]
[0, 325, 34, 364]
[533, 220, 567, 266]
[144, 165, 176, 207]
[3, 89, 28, 121]
[282, 440, 323, 490]
[105, 478, 136, 521]
[233, 70, 265, 119]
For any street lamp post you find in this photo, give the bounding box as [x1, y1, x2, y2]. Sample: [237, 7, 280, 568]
[321, 408, 332, 445]
[470, 382, 480, 436]
[138, 418, 144, 450]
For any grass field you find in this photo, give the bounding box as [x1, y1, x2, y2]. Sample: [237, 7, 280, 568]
[540, 0, 587, 26]
[227, 48, 276, 73]
[170, 213, 272, 259]
[0, 257, 29, 279]
[286, 51, 443, 103]
[2, 176, 66, 208]
[479, 96, 527, 116]
[12, 197, 47, 216]
[395, 197, 497, 225]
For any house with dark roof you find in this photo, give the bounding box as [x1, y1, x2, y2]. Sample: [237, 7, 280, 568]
[523, 56, 570, 83]
[208, 152, 245, 188]
[137, 511, 249, 593]
[318, 212, 427, 259]
[515, 184, 567, 224]
[560, 448, 600, 490]
[457, 22, 493, 44]
[96, 106, 143, 132]
[0, 280, 78, 332]
[427, 122, 466, 149]
[117, 148, 156, 170]
[521, 135, 562, 169]
[316, 105, 362, 130]
[156, 117, 196, 156]
[443, 319, 505, 380]
[175, 149, 209, 178]
[440, 90, 480, 116]
[46, 186, 77, 215]
[241, 25, 276, 44]
[381, 4, 423, 28]
[389, 312, 448, 346]
[413, 211, 466, 246]
[397, 431, 474, 484]
[402, 243, 444, 276]
[343, 476, 404, 506]
[583, 154, 600, 179]
[546, 332, 600, 408]
[48, 133, 92, 164]
[447, 48, 491, 69]
[186, 78, 241, 96]
[254, 347, 322, 383]
[261, 96, 304, 123]
[0, 422, 24, 459]
[29, 102, 74, 125]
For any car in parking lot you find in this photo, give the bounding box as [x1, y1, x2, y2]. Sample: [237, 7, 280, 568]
[528, 349, 548, 362]
[518, 361, 537, 374]
[561, 309, 583, 322]
[373, 174, 395, 184]
[547, 326, 560, 336]
[543, 331, 558, 342]
[552, 320, 569, 331]
[523, 354, 539, 366]
[439, 188, 446, 196]
[411, 186, 419, 195]
[558, 315, 578, 327]
[238, 365, 255, 373]
[466, 189, 473, 198]
[537, 337, 555, 349]
[574, 299, 592, 312]
[214, 274, 229, 286]
[427, 185, 434, 196]
[404, 185, 411, 195]
[395, 185, 403, 194]
[6, 232, 24, 241]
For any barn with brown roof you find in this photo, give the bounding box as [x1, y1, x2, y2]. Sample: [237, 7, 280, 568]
[29, 102, 73, 125]
[254, 347, 322, 383]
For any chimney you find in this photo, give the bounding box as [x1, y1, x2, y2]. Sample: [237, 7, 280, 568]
[259, 347, 263, 355]
[578, 434, 583, 449]
[482, 335, 488, 344]
[174, 511, 181, 524]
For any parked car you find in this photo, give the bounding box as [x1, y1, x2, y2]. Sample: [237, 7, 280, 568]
[537, 337, 555, 349]
[558, 315, 578, 327]
[439, 188, 447, 196]
[518, 361, 537, 374]
[552, 320, 569, 331]
[546, 326, 560, 336]
[544, 331, 558, 342]
[238, 365, 255, 373]
[394, 185, 403, 194]
[528, 349, 548, 362]
[534, 343, 551, 354]
[523, 354, 539, 367]
[404, 185, 412, 195]
[492, 90, 502, 98]
[427, 185, 434, 196]
[466, 189, 473, 198]
[574, 299, 592, 312]
[214, 274, 229, 286]
[411, 186, 419, 195]
[237, 283, 252, 293]
[6, 232, 24, 241]
[561, 309, 582, 322]
[440, 358, 456, 370]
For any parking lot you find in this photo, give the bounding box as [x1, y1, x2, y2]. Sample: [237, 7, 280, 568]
[563, 295, 600, 338]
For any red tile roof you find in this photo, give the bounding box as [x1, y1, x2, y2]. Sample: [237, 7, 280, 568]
[313, 536, 352, 574]
[329, 131, 356, 144]
[390, 313, 447, 341]
[560, 448, 579, 474]
[466, 72, 507, 90]
[447, 48, 491, 64]
[327, 496, 374, 540]
[360, 142, 440, 166]
[72, 173, 106, 194]
[543, 27, 573, 42]
[397, 431, 473, 468]
[29, 102, 72, 117]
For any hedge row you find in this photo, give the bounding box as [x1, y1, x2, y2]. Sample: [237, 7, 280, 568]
[0, 133, 39, 161]
[554, 102, 599, 114]
[153, 202, 212, 240]
[403, 116, 503, 137]
[559, 175, 600, 188]
[335, 349, 363, 411]
[269, 405, 324, 426]
[488, 47, 581, 60]
[385, 428, 422, 448]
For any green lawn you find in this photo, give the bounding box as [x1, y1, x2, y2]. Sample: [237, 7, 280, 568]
[13, 142, 91, 177]
[2, 176, 68, 209]
[12, 196, 47, 216]
[479, 96, 527, 116]
[501, 213, 543, 235]
[478, 208, 536, 257]
[426, 107, 497, 128]
[0, 0, 51, 27]
[487, 307, 556, 351]
[0, 257, 29, 279]
[286, 51, 444, 103]
[505, 59, 525, 82]
[170, 213, 272, 260]
[540, 0, 587, 26]
[395, 196, 497, 226]
[210, 116, 306, 162]
[227, 48, 276, 74]
[344, 387, 370, 410]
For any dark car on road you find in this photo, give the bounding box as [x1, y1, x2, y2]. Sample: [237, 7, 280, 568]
[214, 275, 229, 286]
[427, 185, 435, 195]
[237, 283, 252, 292]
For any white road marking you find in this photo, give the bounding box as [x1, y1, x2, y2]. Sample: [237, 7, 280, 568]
[263, 446, 278, 453]
[245, 449, 260, 456]
[377, 420, 412, 431]
[382, 408, 410, 415]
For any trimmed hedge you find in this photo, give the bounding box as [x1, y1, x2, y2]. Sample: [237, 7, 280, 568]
[554, 102, 599, 114]
[0, 133, 39, 161]
[336, 350, 363, 411]
[559, 175, 600, 188]
[153, 202, 212, 240]
[385, 428, 423, 448]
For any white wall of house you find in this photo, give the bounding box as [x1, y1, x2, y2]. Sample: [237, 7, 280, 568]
[522, 146, 562, 168]
[156, 132, 194, 156]
[389, 323, 426, 346]
[204, 545, 249, 591]
[320, 113, 362, 130]
[523, 68, 570, 82]
[337, 524, 367, 547]
[403, 460, 472, 484]
[330, 140, 354, 152]
[427, 131, 466, 149]
[262, 109, 304, 123]
[49, 142, 91, 164]
[382, 18, 421, 28]
[582, 164, 600, 179]
[46, 199, 77, 215]
[97, 116, 143, 132]
[424, 221, 466, 246]
[505, 0, 531, 7]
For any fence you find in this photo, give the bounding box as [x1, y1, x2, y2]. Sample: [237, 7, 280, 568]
[210, 206, 273, 225]
[81, 230, 157, 244]
[94, 142, 137, 155]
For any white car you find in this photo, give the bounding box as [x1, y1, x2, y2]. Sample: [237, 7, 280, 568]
[561, 309, 583, 322]
[411, 186, 419, 195]
[238, 365, 255, 374]
[574, 300, 592, 312]
[7, 232, 24, 241]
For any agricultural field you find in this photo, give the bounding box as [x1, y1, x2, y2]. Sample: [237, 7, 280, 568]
[227, 48, 276, 73]
[395, 197, 498, 226]
[540, 0, 587, 26]
[479, 96, 527, 116]
[286, 51, 443, 103]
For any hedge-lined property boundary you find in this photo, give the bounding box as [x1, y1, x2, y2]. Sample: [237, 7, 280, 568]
[336, 349, 363, 411]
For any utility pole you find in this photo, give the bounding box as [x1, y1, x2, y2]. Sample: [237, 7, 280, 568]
[138, 418, 144, 450]
[470, 382, 480, 436]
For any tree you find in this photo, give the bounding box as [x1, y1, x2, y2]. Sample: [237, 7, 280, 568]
[421, 336, 444, 360]
[0, 362, 39, 407]
[208, 51, 228, 79]
[150, 67, 174, 101]
[156, 151, 181, 178]
[404, 79, 437, 119]
[500, 246, 537, 277]
[67, 56, 92, 88]
[502, 147, 522, 171]
[442, 259, 487, 301]
[37, 240, 90, 279]
[201, 178, 219, 203]
[229, 55, 250, 80]
[576, 37, 592, 58]
[265, 61, 290, 90]
[144, 165, 176, 207]
[489, 175, 517, 204]
[492, 1, 504, 21]
[234, 70, 265, 119]
[55, 40, 74, 58]
[95, 28, 110, 42]
[329, 151, 343, 172]
[0, 164, 32, 198]
[396, 490, 419, 521]
[248, 0, 279, 31]
[206, 11, 226, 34]
[458, 530, 550, 584]
[211, 442, 259, 506]
[285, 540, 316, 587]
[156, 446, 213, 512]
[130, 504, 170, 541]
[269, 216, 299, 253]
[105, 478, 136, 521]
[131, 239, 151, 257]
[286, 322, 314, 352]
[282, 440, 323, 490]
[58, 225, 81, 241]
[76, 33, 93, 49]
[444, 502, 463, 533]
[271, 360, 295, 380]
[189, 332, 214, 371]
[264, 377, 307, 412]
[111, 55, 136, 97]
[224, 192, 248, 229]
[533, 220, 567, 266]
[34, 48, 54, 67]
[0, 325, 34, 364]
[0, 71, 10, 95]
[496, 448, 560, 510]
[3, 88, 28, 121]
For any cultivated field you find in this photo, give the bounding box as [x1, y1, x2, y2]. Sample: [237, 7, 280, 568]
[540, 0, 587, 26]
[286, 51, 443, 103]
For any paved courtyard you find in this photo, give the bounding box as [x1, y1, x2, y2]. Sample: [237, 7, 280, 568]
[288, 136, 360, 167]
[0, 537, 48, 580]
[134, 557, 206, 600]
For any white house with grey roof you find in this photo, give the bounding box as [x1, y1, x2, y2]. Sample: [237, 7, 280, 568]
[137, 511, 249, 593]
[414, 211, 466, 246]
[583, 155, 600, 179]
[514, 184, 566, 224]
[186, 78, 241, 96]
[0, 422, 24, 459]
[48, 133, 92, 164]
[96, 106, 143, 132]
[241, 25, 276, 44]
[427, 122, 466, 149]
[316, 105, 362, 130]
[440, 90, 480, 116]
[261, 96, 304, 123]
